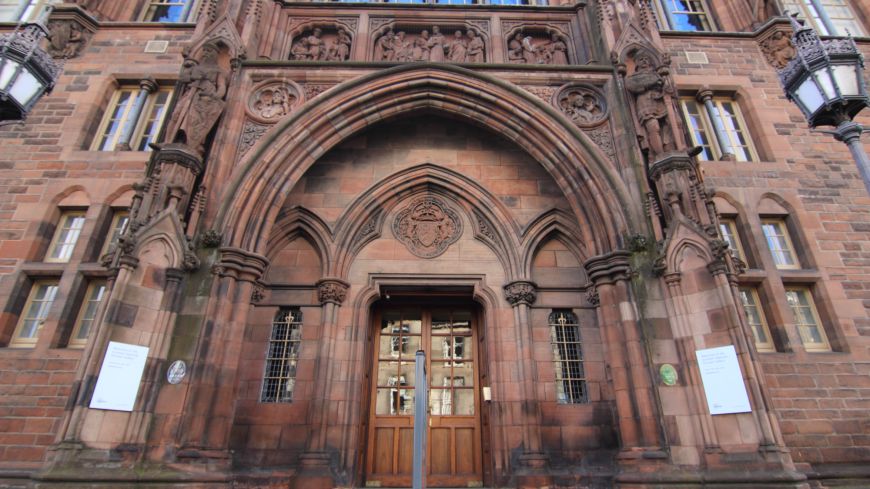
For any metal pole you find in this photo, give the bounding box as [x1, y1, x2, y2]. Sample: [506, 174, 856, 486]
[806, 0, 839, 36]
[412, 349, 428, 489]
[832, 120, 870, 196]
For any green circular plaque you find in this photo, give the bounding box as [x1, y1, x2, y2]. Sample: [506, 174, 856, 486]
[660, 363, 678, 386]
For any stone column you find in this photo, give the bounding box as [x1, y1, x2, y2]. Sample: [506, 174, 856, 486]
[116, 77, 158, 151]
[175, 247, 268, 466]
[296, 278, 349, 489]
[585, 251, 663, 457]
[696, 87, 735, 161]
[503, 280, 548, 474]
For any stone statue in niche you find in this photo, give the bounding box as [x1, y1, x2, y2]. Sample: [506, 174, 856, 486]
[47, 20, 88, 59]
[289, 27, 352, 61]
[625, 53, 675, 159]
[163, 42, 228, 155]
[252, 85, 296, 120]
[373, 26, 484, 63]
[558, 87, 606, 126]
[392, 197, 463, 258]
[760, 30, 795, 69]
[507, 31, 569, 65]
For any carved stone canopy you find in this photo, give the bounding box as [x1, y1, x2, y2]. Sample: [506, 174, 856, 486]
[392, 196, 463, 258]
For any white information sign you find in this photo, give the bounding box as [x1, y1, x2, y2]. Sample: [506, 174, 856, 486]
[89, 341, 150, 412]
[695, 345, 751, 415]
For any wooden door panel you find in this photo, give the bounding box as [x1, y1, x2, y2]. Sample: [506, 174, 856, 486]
[373, 427, 393, 474]
[455, 427, 475, 474]
[366, 306, 482, 488]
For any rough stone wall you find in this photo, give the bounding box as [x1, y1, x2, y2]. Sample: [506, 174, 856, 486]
[664, 32, 870, 466]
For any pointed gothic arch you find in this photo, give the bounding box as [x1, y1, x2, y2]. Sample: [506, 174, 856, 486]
[214, 64, 642, 262]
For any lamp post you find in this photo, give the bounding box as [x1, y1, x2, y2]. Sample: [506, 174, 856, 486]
[778, 15, 870, 195]
[0, 21, 59, 125]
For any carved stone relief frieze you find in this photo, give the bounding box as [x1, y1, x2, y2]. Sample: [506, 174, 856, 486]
[392, 197, 462, 258]
[372, 24, 487, 63]
[502, 22, 571, 65]
[521, 85, 557, 103]
[758, 27, 796, 69]
[289, 26, 353, 61]
[302, 83, 337, 100]
[47, 19, 91, 59]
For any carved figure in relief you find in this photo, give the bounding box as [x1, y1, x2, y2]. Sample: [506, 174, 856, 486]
[290, 37, 310, 60]
[413, 30, 431, 61]
[254, 87, 294, 120]
[508, 32, 524, 62]
[428, 26, 446, 62]
[393, 31, 413, 62]
[375, 28, 395, 61]
[761, 30, 795, 69]
[163, 43, 228, 154]
[466, 30, 484, 63]
[47, 20, 86, 59]
[334, 28, 352, 61]
[522, 36, 538, 64]
[625, 53, 674, 159]
[559, 90, 604, 125]
[545, 33, 568, 65]
[447, 30, 467, 63]
[306, 28, 325, 60]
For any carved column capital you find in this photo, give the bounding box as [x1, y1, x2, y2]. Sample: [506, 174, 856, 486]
[504, 280, 537, 307]
[695, 87, 714, 103]
[139, 77, 159, 93]
[317, 278, 349, 306]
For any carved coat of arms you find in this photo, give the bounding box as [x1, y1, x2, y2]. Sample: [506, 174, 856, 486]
[392, 197, 462, 258]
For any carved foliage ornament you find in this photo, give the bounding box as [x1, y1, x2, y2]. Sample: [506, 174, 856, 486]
[504, 281, 537, 306]
[392, 197, 462, 258]
[317, 279, 349, 305]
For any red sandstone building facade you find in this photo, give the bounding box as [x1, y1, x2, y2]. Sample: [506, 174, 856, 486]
[0, 0, 869, 488]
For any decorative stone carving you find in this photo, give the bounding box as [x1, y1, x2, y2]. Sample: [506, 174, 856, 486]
[251, 284, 265, 304]
[373, 26, 486, 63]
[302, 83, 336, 100]
[248, 82, 300, 122]
[586, 286, 600, 307]
[47, 19, 89, 59]
[238, 120, 268, 157]
[392, 197, 462, 258]
[521, 85, 556, 102]
[624, 51, 679, 160]
[506, 31, 570, 65]
[504, 281, 537, 306]
[555, 84, 607, 128]
[759, 30, 796, 69]
[354, 211, 382, 248]
[584, 125, 617, 162]
[475, 212, 495, 241]
[289, 27, 352, 61]
[162, 42, 229, 155]
[317, 278, 349, 305]
[199, 229, 222, 248]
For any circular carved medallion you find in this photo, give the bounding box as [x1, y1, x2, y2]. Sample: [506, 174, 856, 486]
[392, 197, 463, 258]
[247, 81, 302, 123]
[553, 84, 608, 128]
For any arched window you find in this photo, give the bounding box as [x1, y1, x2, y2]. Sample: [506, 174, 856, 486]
[261, 308, 303, 403]
[549, 310, 586, 404]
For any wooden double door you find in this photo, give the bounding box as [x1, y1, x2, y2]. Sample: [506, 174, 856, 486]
[365, 306, 483, 487]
